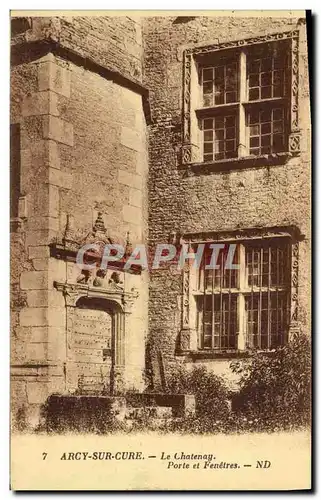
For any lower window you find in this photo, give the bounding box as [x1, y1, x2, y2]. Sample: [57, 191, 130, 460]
[195, 239, 291, 351]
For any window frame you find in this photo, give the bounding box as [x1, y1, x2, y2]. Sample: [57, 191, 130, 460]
[193, 240, 292, 352]
[181, 30, 300, 167]
[178, 226, 302, 357]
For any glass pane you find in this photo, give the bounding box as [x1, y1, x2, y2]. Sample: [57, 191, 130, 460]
[201, 60, 238, 106]
[261, 86, 272, 99]
[261, 72, 272, 86]
[215, 116, 224, 128]
[247, 51, 286, 101]
[273, 57, 284, 70]
[261, 122, 271, 134]
[215, 140, 225, 152]
[249, 88, 260, 101]
[203, 81, 213, 94]
[273, 108, 283, 120]
[261, 135, 271, 146]
[261, 109, 270, 122]
[203, 115, 237, 161]
[226, 91, 237, 103]
[273, 70, 284, 85]
[250, 136, 259, 148]
[273, 85, 282, 97]
[249, 110, 260, 124]
[203, 68, 213, 81]
[203, 118, 213, 130]
[203, 94, 213, 106]
[214, 92, 224, 105]
[214, 129, 224, 140]
[261, 58, 272, 71]
[273, 120, 283, 133]
[215, 66, 224, 79]
[225, 140, 235, 151]
[204, 130, 213, 141]
[248, 59, 260, 73]
[225, 116, 236, 127]
[247, 108, 285, 156]
[249, 73, 260, 87]
[250, 125, 259, 136]
[226, 127, 235, 139]
[204, 142, 213, 153]
[272, 134, 284, 151]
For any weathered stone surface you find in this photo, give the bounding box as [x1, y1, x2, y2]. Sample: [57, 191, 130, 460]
[26, 290, 48, 307]
[29, 326, 48, 343]
[48, 185, 60, 218]
[25, 230, 55, 247]
[123, 204, 142, 226]
[28, 245, 50, 260]
[20, 307, 48, 326]
[20, 271, 48, 290]
[48, 167, 72, 189]
[128, 187, 143, 208]
[43, 116, 74, 146]
[21, 90, 59, 117]
[27, 216, 59, 232]
[120, 127, 142, 152]
[25, 342, 47, 361]
[118, 170, 142, 190]
[38, 60, 71, 97]
[47, 140, 61, 170]
[26, 381, 48, 404]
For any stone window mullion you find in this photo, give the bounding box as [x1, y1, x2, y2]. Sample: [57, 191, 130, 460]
[237, 243, 246, 350]
[238, 49, 247, 157]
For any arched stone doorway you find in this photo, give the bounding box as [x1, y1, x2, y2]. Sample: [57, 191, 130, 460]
[54, 278, 139, 395]
[73, 297, 120, 395]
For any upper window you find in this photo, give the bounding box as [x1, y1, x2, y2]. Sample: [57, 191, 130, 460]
[181, 31, 300, 165]
[198, 41, 289, 163]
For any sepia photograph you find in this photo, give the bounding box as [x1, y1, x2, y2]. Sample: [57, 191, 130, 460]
[9, 9, 312, 491]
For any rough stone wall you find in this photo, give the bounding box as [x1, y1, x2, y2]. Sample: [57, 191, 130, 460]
[11, 16, 143, 83]
[143, 16, 310, 381]
[10, 16, 148, 429]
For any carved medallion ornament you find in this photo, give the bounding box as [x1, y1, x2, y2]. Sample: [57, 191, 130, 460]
[181, 30, 301, 164]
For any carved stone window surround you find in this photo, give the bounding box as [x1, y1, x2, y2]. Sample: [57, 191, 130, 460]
[177, 225, 303, 356]
[181, 30, 301, 167]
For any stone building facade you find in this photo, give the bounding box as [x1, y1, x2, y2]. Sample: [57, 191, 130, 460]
[10, 14, 310, 429]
